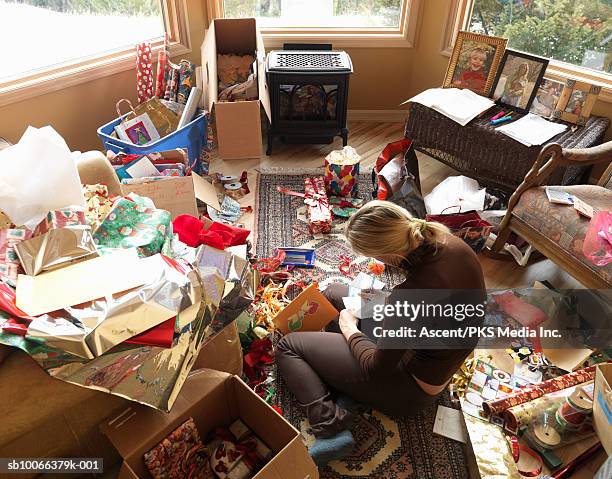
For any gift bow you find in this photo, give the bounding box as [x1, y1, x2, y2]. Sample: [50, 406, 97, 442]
[276, 186, 330, 209]
[213, 427, 262, 472]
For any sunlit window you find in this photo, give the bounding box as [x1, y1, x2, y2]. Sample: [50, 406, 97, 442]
[467, 0, 611, 74]
[223, 0, 404, 29]
[0, 0, 165, 81]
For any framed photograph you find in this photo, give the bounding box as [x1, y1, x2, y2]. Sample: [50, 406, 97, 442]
[491, 50, 549, 113]
[529, 78, 565, 118]
[443, 31, 508, 97]
[553, 80, 601, 126]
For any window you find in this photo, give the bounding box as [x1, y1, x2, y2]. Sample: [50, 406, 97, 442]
[223, 0, 404, 29]
[1, 0, 165, 82]
[0, 0, 190, 107]
[209, 0, 420, 48]
[467, 0, 611, 75]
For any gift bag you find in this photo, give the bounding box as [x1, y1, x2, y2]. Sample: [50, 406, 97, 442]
[583, 211, 612, 266]
[426, 208, 492, 253]
[372, 139, 426, 218]
[324, 146, 361, 197]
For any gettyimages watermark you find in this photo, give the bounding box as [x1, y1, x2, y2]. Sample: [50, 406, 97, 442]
[355, 288, 611, 350]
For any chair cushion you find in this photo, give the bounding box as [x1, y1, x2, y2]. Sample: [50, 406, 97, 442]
[512, 185, 612, 284]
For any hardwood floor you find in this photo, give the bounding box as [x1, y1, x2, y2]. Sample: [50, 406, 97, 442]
[209, 120, 580, 290]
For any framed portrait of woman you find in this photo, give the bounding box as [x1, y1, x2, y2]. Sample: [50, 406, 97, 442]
[491, 50, 549, 114]
[553, 79, 601, 126]
[443, 31, 507, 97]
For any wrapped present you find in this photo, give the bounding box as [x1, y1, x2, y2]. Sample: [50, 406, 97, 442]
[324, 146, 361, 197]
[33, 206, 86, 236]
[304, 177, 332, 234]
[144, 417, 213, 479]
[83, 184, 115, 228]
[0, 227, 33, 282]
[210, 420, 272, 479]
[93, 195, 172, 257]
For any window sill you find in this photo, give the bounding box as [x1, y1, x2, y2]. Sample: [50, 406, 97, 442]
[261, 31, 416, 49]
[0, 42, 191, 108]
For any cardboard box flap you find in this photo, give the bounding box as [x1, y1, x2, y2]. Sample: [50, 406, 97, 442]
[201, 21, 219, 110]
[215, 17, 257, 54]
[101, 369, 231, 461]
[257, 32, 271, 121]
[593, 363, 612, 456]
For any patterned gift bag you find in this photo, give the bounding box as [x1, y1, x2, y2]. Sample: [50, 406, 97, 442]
[92, 196, 172, 258]
[324, 146, 361, 197]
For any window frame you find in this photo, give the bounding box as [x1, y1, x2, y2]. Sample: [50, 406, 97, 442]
[442, 0, 612, 103]
[206, 0, 422, 49]
[0, 0, 191, 108]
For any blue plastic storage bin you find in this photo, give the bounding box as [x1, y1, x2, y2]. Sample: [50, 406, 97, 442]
[97, 113, 208, 174]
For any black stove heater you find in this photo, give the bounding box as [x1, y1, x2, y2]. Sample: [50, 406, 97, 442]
[265, 49, 353, 154]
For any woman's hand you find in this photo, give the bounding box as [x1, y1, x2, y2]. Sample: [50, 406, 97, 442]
[339, 309, 360, 341]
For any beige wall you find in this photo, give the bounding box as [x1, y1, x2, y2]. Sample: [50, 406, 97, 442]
[0, 0, 609, 151]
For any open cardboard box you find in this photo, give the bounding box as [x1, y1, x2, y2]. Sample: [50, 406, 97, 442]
[593, 363, 612, 456]
[102, 370, 318, 479]
[201, 18, 271, 160]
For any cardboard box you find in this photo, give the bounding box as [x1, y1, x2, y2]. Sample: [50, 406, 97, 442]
[593, 363, 612, 456]
[192, 321, 243, 376]
[102, 370, 319, 479]
[201, 18, 271, 159]
[121, 172, 220, 220]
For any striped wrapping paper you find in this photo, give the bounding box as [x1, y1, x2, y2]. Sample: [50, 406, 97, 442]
[482, 366, 597, 419]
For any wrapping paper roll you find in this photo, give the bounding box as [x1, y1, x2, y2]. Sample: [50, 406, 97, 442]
[482, 366, 597, 418]
[136, 42, 154, 104]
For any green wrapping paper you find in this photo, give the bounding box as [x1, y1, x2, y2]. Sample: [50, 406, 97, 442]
[93, 195, 172, 257]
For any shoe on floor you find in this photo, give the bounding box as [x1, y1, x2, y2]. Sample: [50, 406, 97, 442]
[309, 430, 355, 466]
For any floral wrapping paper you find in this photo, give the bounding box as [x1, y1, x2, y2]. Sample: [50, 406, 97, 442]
[144, 417, 213, 479]
[136, 42, 154, 104]
[304, 177, 332, 235]
[0, 227, 33, 282]
[482, 366, 597, 418]
[33, 207, 86, 236]
[92, 196, 172, 258]
[83, 184, 115, 229]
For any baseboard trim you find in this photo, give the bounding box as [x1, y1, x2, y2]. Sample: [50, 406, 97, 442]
[348, 109, 408, 122]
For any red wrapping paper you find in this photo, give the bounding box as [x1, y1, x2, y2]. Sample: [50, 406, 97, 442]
[125, 317, 175, 348]
[304, 177, 332, 235]
[0, 227, 33, 282]
[482, 366, 597, 417]
[136, 42, 154, 104]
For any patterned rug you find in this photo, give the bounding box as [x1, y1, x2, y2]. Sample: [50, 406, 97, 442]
[255, 168, 470, 479]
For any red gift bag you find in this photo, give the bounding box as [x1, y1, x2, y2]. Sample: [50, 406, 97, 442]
[426, 208, 492, 253]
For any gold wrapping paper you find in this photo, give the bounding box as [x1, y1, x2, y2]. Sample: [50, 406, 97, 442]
[463, 413, 522, 479]
[14, 227, 98, 276]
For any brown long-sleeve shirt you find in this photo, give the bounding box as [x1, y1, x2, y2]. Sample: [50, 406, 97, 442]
[348, 233, 486, 385]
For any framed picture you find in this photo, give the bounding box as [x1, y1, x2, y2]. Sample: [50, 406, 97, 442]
[443, 31, 508, 96]
[553, 80, 601, 126]
[529, 78, 565, 118]
[491, 50, 549, 113]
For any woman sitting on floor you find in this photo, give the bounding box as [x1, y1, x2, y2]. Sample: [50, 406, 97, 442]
[276, 201, 486, 465]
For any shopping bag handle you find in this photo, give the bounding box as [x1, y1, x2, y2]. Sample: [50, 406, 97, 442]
[440, 205, 462, 214]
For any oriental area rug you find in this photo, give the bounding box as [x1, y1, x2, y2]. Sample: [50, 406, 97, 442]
[255, 168, 469, 479]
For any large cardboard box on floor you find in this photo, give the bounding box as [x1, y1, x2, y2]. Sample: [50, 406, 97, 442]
[201, 18, 271, 159]
[102, 370, 318, 479]
[593, 363, 612, 456]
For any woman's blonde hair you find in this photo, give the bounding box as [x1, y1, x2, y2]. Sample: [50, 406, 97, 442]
[345, 200, 449, 259]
